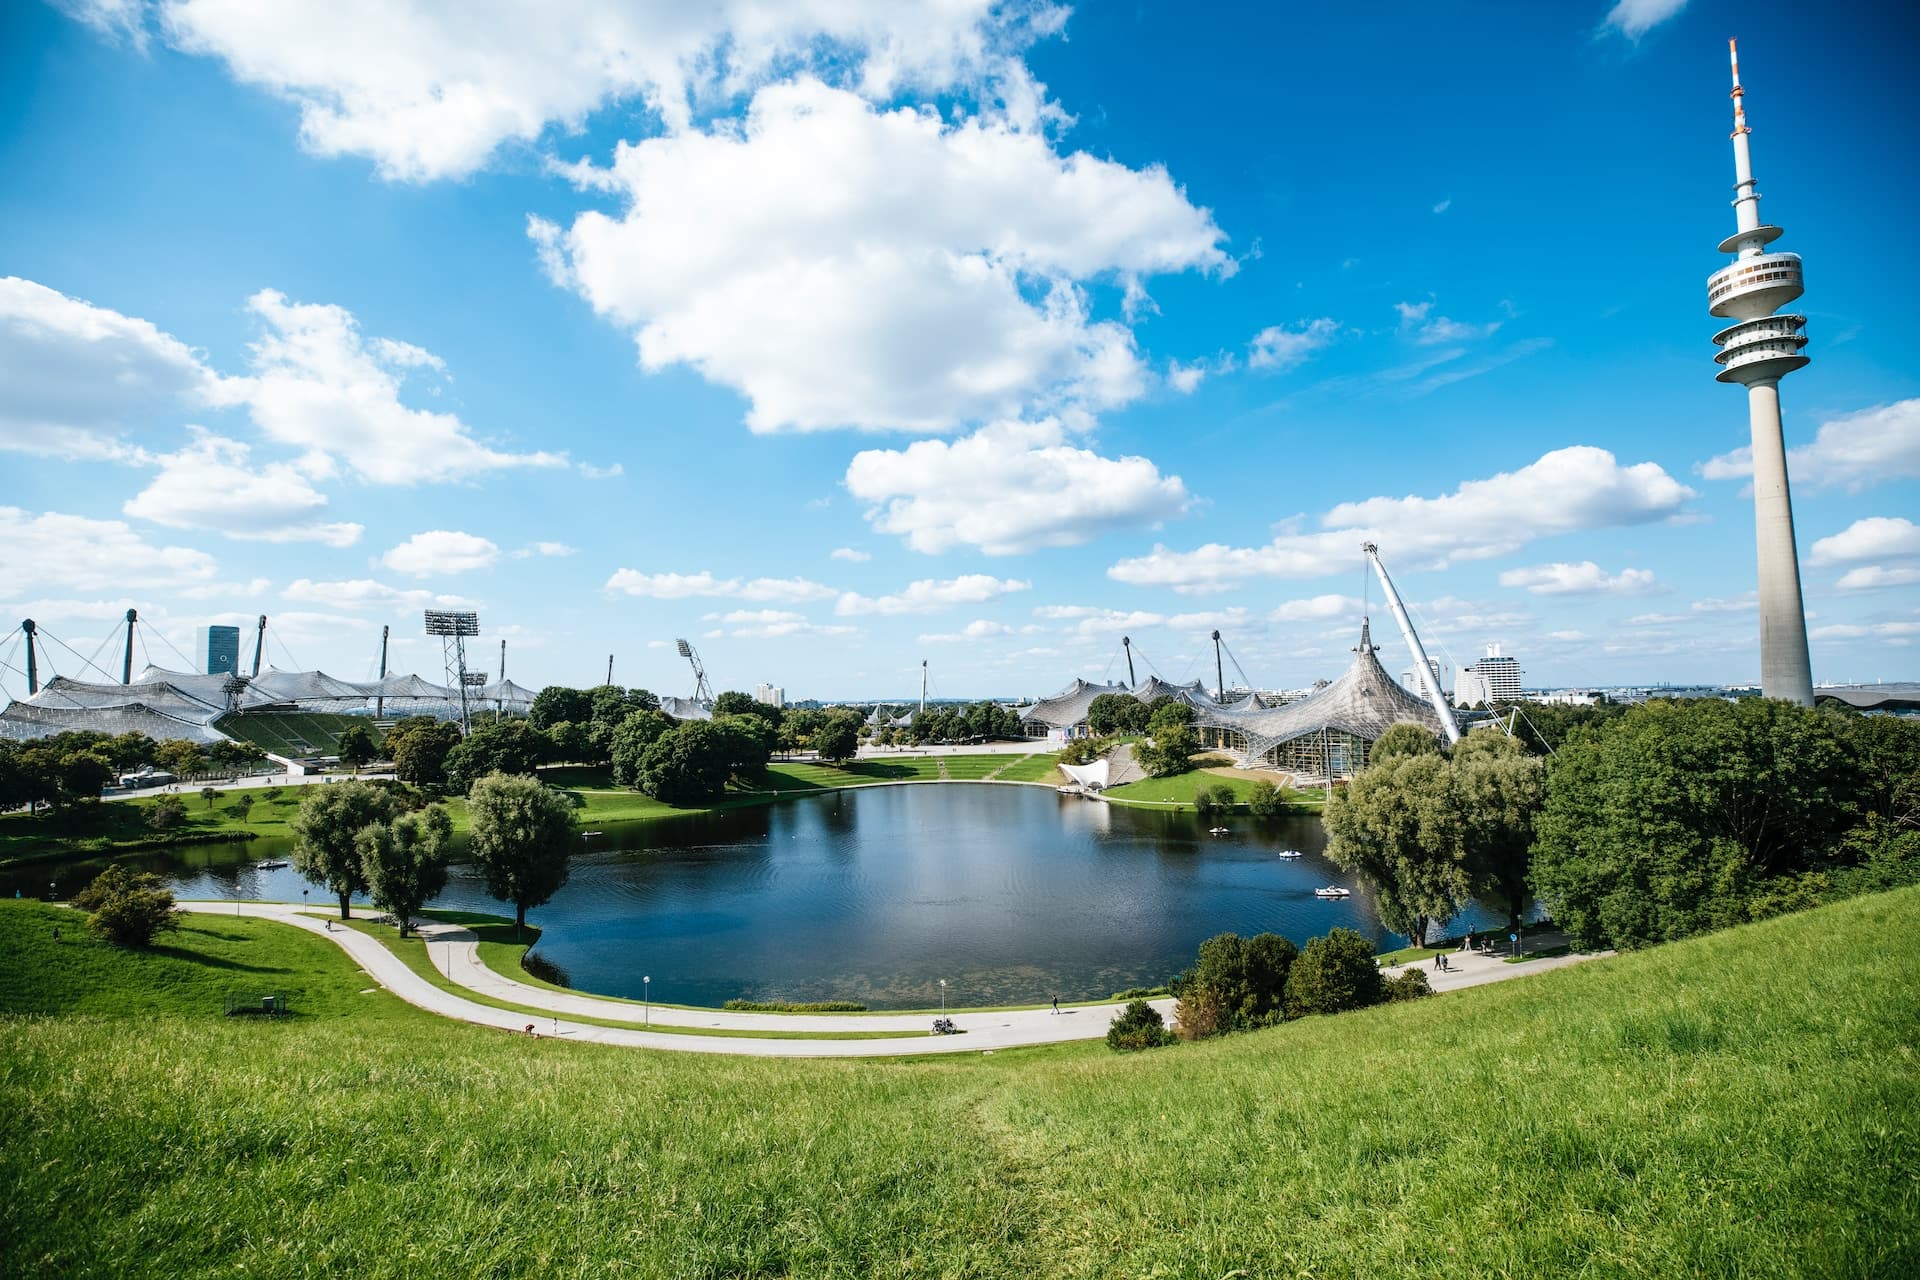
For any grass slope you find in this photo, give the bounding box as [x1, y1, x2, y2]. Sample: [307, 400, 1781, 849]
[1103, 764, 1321, 810]
[4, 890, 1917, 1276]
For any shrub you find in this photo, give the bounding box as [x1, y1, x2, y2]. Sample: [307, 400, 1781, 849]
[1106, 999, 1175, 1052]
[1284, 928, 1386, 1017]
[1171, 931, 1298, 1037]
[1383, 968, 1435, 1002]
[145, 794, 188, 831]
[69, 865, 180, 948]
[1109, 985, 1169, 1000]
[1248, 779, 1285, 818]
[723, 999, 868, 1013]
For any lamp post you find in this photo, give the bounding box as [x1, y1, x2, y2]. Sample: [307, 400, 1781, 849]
[939, 978, 947, 1014]
[302, 888, 309, 916]
[644, 975, 650, 1027]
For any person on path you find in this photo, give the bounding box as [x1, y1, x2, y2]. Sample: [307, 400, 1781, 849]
[1051, 994, 1059, 1014]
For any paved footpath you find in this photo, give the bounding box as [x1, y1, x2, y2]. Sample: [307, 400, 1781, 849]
[180, 902, 1607, 1058]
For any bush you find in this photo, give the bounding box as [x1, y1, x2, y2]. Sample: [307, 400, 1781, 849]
[145, 794, 188, 831]
[1248, 779, 1286, 818]
[1105, 999, 1175, 1052]
[1172, 931, 1298, 1037]
[1382, 968, 1435, 1002]
[69, 865, 180, 948]
[1284, 928, 1386, 1017]
[723, 999, 868, 1013]
[1109, 985, 1169, 1000]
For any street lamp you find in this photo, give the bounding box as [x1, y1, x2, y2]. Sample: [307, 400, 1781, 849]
[302, 888, 309, 916]
[644, 975, 651, 1027]
[939, 978, 947, 1014]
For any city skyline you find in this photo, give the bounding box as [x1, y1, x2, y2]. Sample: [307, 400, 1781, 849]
[3, 0, 1917, 701]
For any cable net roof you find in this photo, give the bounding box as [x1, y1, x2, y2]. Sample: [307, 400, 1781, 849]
[1194, 619, 1442, 753]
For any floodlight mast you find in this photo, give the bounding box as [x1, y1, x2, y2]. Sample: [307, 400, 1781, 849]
[424, 610, 481, 732]
[1361, 542, 1461, 744]
[675, 637, 715, 707]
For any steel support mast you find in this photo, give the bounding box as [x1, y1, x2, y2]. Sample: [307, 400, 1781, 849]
[1362, 542, 1461, 743]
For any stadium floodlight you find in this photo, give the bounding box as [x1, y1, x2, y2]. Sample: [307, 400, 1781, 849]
[423, 610, 480, 637]
[462, 672, 488, 687]
[675, 638, 692, 658]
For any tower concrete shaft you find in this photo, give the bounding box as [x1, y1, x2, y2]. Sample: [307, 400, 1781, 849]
[1708, 40, 1812, 705]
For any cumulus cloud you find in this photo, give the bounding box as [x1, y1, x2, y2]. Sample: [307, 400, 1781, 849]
[1247, 318, 1339, 372]
[1808, 516, 1920, 566]
[117, 0, 1066, 181]
[0, 276, 219, 461]
[282, 578, 479, 611]
[1836, 565, 1920, 592]
[1270, 594, 1366, 622]
[702, 608, 859, 639]
[1699, 398, 1920, 492]
[230, 290, 566, 485]
[0, 506, 219, 592]
[1601, 0, 1689, 40]
[1811, 620, 1920, 642]
[845, 417, 1188, 555]
[122, 431, 362, 546]
[836, 574, 1029, 616]
[919, 619, 1015, 643]
[1109, 446, 1693, 594]
[536, 77, 1227, 433]
[604, 570, 836, 602]
[380, 530, 502, 577]
[1692, 593, 1757, 613]
[1497, 561, 1657, 596]
[829, 547, 871, 563]
[511, 541, 577, 560]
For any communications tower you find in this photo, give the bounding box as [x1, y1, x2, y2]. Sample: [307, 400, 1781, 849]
[1707, 39, 1813, 705]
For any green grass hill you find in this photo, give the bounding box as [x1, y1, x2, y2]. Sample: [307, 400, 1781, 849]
[2, 888, 1915, 1276]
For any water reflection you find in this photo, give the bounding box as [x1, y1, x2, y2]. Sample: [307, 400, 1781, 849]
[7, 785, 1525, 1009]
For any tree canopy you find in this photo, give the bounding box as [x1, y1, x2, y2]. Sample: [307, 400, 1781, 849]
[466, 773, 575, 933]
[290, 780, 397, 917]
[358, 806, 453, 937]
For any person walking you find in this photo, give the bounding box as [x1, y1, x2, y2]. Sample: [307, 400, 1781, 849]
[1050, 993, 1059, 1015]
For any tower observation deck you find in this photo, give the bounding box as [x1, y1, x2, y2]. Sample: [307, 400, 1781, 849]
[1708, 40, 1813, 706]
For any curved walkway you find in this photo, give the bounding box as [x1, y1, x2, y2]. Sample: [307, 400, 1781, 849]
[180, 903, 1608, 1057]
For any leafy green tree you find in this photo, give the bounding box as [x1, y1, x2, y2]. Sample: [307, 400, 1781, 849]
[145, 794, 188, 831]
[528, 685, 594, 732]
[467, 773, 574, 934]
[1369, 723, 1441, 765]
[290, 780, 397, 918]
[714, 714, 774, 779]
[1140, 701, 1198, 777]
[815, 714, 861, 765]
[233, 794, 255, 823]
[1451, 731, 1547, 933]
[711, 691, 758, 718]
[1087, 693, 1149, 737]
[105, 732, 159, 770]
[1105, 999, 1176, 1051]
[153, 739, 204, 777]
[70, 865, 179, 948]
[388, 719, 463, 787]
[544, 719, 597, 764]
[1172, 931, 1298, 1037]
[1323, 751, 1470, 948]
[336, 723, 377, 773]
[1284, 928, 1385, 1017]
[358, 806, 452, 937]
[200, 785, 220, 809]
[1248, 779, 1286, 818]
[445, 720, 549, 791]
[1532, 697, 1864, 950]
[635, 721, 735, 804]
[609, 710, 675, 788]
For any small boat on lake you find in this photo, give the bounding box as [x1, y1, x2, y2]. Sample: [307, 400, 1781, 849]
[1208, 826, 1230, 835]
[255, 859, 289, 870]
[582, 830, 604, 838]
[1276, 849, 1302, 858]
[1314, 886, 1351, 899]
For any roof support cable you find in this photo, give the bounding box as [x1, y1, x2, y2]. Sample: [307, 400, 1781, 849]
[41, 626, 121, 684]
[151, 625, 198, 673]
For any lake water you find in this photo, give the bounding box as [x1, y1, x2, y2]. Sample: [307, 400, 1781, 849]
[20, 784, 1522, 1009]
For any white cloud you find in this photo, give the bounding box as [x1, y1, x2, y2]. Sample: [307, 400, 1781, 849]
[1432, 197, 1451, 214]
[1625, 612, 1688, 626]
[577, 461, 624, 479]
[380, 530, 502, 577]
[1836, 565, 1920, 592]
[232, 290, 566, 484]
[1692, 593, 1757, 613]
[282, 578, 479, 611]
[134, 1, 1065, 182]
[1165, 607, 1253, 632]
[1808, 516, 1920, 566]
[702, 609, 859, 639]
[1166, 358, 1208, 394]
[537, 76, 1227, 433]
[845, 417, 1189, 555]
[1395, 299, 1498, 346]
[1699, 399, 1920, 492]
[0, 506, 219, 592]
[510, 541, 578, 560]
[919, 619, 1015, 644]
[1602, 0, 1689, 40]
[1811, 621, 1920, 641]
[0, 276, 219, 461]
[604, 570, 835, 602]
[1247, 318, 1339, 372]
[1497, 561, 1657, 596]
[1270, 594, 1365, 622]
[1109, 446, 1693, 594]
[121, 431, 362, 546]
[836, 574, 1029, 616]
[830, 547, 871, 563]
[1546, 629, 1586, 642]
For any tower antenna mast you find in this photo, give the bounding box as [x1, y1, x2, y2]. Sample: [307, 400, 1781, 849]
[1708, 39, 1814, 704]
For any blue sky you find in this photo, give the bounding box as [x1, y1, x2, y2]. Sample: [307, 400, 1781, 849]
[2, 0, 1914, 702]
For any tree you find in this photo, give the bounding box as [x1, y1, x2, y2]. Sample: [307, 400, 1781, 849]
[388, 719, 463, 787]
[711, 690, 758, 718]
[1139, 701, 1198, 777]
[445, 720, 549, 791]
[290, 780, 397, 918]
[359, 806, 452, 937]
[1284, 928, 1385, 1017]
[145, 794, 188, 831]
[1369, 723, 1441, 765]
[815, 714, 861, 765]
[1323, 751, 1470, 949]
[233, 794, 255, 823]
[1172, 931, 1298, 1037]
[1531, 697, 1863, 950]
[56, 751, 114, 807]
[1451, 731, 1547, 933]
[545, 719, 598, 764]
[609, 710, 675, 788]
[154, 739, 204, 777]
[1248, 779, 1286, 818]
[467, 773, 574, 934]
[528, 685, 594, 732]
[1087, 692, 1149, 737]
[105, 732, 159, 770]
[1105, 999, 1175, 1051]
[70, 865, 179, 948]
[635, 721, 736, 804]
[336, 723, 377, 773]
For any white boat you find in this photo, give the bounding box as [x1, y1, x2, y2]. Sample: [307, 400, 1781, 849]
[1208, 826, 1230, 835]
[1314, 886, 1351, 899]
[1275, 849, 1302, 859]
[255, 859, 289, 870]
[582, 830, 604, 838]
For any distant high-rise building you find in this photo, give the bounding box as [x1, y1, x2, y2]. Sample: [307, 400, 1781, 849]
[755, 683, 785, 708]
[197, 625, 240, 676]
[1455, 644, 1521, 708]
[1401, 658, 1446, 700]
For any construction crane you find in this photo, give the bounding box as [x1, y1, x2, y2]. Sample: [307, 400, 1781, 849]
[1362, 542, 1461, 743]
[675, 638, 715, 707]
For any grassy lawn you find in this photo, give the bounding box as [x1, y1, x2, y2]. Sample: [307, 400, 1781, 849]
[992, 751, 1066, 783]
[3, 889, 1915, 1276]
[1102, 765, 1321, 810]
[1, 785, 310, 863]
